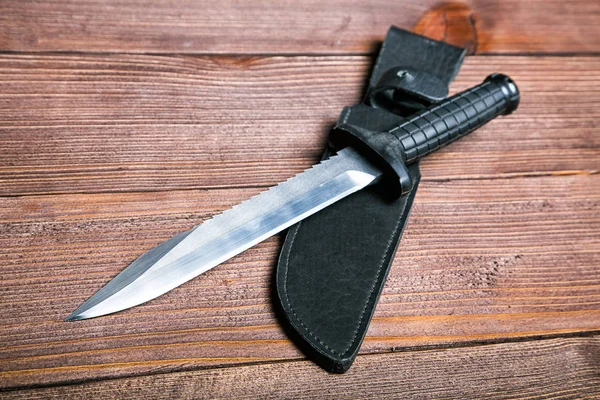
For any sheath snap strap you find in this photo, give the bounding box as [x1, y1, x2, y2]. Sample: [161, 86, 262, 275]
[368, 67, 448, 116]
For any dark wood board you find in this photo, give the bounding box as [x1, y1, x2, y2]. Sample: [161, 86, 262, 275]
[0, 55, 598, 196]
[1, 172, 598, 387]
[0, 0, 598, 54]
[4, 337, 600, 399]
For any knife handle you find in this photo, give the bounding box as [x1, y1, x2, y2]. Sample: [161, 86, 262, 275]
[332, 73, 519, 197]
[393, 73, 519, 164]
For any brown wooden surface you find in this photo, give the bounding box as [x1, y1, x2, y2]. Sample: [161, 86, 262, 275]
[0, 0, 599, 54]
[5, 337, 600, 399]
[1, 173, 599, 388]
[0, 56, 598, 196]
[1, 0, 599, 398]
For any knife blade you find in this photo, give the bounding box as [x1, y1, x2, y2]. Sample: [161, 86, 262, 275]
[67, 73, 519, 321]
[66, 147, 381, 320]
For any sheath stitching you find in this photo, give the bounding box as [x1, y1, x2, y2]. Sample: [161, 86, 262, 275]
[282, 190, 408, 358]
[282, 220, 337, 354]
[281, 137, 410, 358]
[339, 192, 406, 356]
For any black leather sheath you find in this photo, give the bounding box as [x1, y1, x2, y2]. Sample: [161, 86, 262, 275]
[275, 27, 466, 373]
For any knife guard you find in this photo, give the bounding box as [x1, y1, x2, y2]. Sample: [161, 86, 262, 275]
[275, 26, 466, 373]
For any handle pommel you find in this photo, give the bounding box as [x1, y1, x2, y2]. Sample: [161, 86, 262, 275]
[485, 73, 520, 115]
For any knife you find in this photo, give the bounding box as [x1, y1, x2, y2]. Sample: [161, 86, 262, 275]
[66, 73, 519, 321]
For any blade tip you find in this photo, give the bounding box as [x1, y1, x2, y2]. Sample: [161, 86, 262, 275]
[64, 313, 83, 322]
[65, 308, 93, 322]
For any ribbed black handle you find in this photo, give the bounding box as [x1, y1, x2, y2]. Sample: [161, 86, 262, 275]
[391, 73, 519, 164]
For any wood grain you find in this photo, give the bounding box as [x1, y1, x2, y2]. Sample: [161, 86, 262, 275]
[1, 172, 598, 388]
[3, 337, 600, 399]
[0, 0, 598, 54]
[0, 55, 598, 196]
[1, 1, 599, 394]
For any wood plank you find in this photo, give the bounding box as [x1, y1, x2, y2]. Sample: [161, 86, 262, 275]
[0, 55, 598, 196]
[0, 1, 598, 54]
[1, 173, 598, 388]
[4, 337, 600, 398]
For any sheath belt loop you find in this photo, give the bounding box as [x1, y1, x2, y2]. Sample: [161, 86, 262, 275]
[275, 26, 467, 373]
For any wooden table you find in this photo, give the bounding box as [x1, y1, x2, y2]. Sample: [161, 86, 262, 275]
[1, 1, 599, 398]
